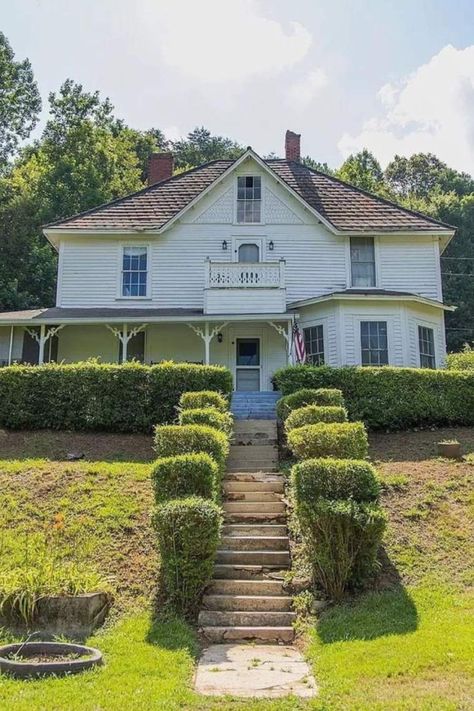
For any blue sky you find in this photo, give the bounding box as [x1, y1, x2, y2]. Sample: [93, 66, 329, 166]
[4, 0, 474, 172]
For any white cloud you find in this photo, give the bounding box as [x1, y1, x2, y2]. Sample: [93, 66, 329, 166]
[287, 68, 328, 109]
[163, 125, 182, 142]
[153, 0, 312, 83]
[338, 45, 474, 173]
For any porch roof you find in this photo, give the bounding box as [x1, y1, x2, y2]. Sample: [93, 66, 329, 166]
[0, 307, 296, 326]
[289, 289, 455, 311]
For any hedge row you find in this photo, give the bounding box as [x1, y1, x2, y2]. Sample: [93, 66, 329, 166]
[287, 421, 368, 460]
[0, 362, 232, 432]
[274, 365, 474, 430]
[285, 405, 348, 433]
[446, 347, 474, 371]
[151, 391, 231, 617]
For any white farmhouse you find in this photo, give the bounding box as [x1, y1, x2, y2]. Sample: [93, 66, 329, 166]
[0, 131, 455, 391]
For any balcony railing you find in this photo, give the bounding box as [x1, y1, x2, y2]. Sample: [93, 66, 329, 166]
[205, 259, 285, 289]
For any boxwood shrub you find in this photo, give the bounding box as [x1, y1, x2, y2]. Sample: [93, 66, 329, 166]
[179, 407, 233, 436]
[154, 424, 229, 472]
[0, 361, 233, 432]
[285, 405, 348, 433]
[295, 498, 386, 599]
[151, 453, 219, 503]
[152, 496, 222, 617]
[446, 347, 474, 371]
[179, 390, 229, 412]
[274, 364, 474, 430]
[287, 422, 368, 460]
[277, 388, 344, 421]
[291, 458, 380, 503]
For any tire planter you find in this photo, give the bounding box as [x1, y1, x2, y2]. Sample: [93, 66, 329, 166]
[0, 642, 102, 679]
[437, 441, 462, 459]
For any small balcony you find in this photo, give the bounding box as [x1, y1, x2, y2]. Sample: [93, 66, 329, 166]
[204, 259, 287, 315]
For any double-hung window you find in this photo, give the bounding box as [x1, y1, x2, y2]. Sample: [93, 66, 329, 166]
[304, 325, 325, 366]
[350, 237, 376, 287]
[418, 326, 436, 368]
[237, 176, 261, 223]
[360, 321, 388, 366]
[122, 246, 148, 297]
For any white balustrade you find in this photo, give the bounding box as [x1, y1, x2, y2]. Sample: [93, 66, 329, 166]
[206, 260, 285, 289]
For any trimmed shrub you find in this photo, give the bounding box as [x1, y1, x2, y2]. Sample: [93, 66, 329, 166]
[179, 390, 229, 412]
[152, 497, 222, 617]
[287, 422, 368, 460]
[0, 361, 233, 432]
[446, 346, 474, 371]
[296, 498, 386, 599]
[274, 364, 474, 430]
[291, 458, 380, 503]
[179, 407, 233, 436]
[285, 405, 347, 433]
[154, 424, 229, 472]
[277, 388, 344, 420]
[151, 453, 219, 503]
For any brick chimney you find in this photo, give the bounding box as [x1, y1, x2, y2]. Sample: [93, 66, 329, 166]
[285, 130, 301, 162]
[148, 152, 174, 185]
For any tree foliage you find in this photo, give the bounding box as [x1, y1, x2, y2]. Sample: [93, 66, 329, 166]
[0, 32, 41, 166]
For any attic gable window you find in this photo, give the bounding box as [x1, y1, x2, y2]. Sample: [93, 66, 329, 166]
[237, 176, 261, 223]
[122, 246, 148, 297]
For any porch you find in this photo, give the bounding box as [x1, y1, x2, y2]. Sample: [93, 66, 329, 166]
[0, 309, 296, 391]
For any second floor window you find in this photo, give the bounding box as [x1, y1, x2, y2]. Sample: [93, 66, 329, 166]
[237, 176, 261, 223]
[351, 236, 375, 287]
[122, 246, 148, 297]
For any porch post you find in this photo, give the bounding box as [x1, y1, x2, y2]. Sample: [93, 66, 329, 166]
[287, 320, 294, 365]
[204, 322, 210, 365]
[8, 325, 14, 366]
[122, 323, 128, 362]
[38, 324, 46, 365]
[187, 322, 229, 365]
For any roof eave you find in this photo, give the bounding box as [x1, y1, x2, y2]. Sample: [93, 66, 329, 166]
[290, 292, 455, 312]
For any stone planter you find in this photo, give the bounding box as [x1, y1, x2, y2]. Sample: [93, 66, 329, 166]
[0, 641, 102, 679]
[1, 592, 112, 639]
[437, 441, 462, 459]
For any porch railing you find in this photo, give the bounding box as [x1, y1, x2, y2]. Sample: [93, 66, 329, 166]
[205, 259, 285, 289]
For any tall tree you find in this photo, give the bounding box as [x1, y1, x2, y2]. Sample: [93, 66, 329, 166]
[385, 153, 474, 199]
[172, 126, 243, 170]
[337, 149, 387, 195]
[0, 32, 41, 166]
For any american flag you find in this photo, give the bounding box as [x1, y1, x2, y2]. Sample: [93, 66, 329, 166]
[292, 321, 307, 364]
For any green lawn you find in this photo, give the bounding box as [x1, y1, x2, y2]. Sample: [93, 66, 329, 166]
[0, 427, 473, 710]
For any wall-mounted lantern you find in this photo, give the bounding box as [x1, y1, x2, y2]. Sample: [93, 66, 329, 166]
[222, 240, 228, 251]
[269, 240, 274, 251]
[217, 332, 223, 343]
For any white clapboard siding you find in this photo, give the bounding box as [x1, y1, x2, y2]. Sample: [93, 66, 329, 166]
[378, 236, 441, 300]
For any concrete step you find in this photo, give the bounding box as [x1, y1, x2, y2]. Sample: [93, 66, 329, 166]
[222, 523, 287, 537]
[230, 444, 278, 457]
[216, 550, 290, 566]
[213, 564, 287, 580]
[225, 491, 282, 503]
[226, 465, 279, 473]
[224, 512, 287, 524]
[223, 501, 285, 514]
[198, 610, 296, 627]
[219, 535, 289, 551]
[232, 436, 278, 446]
[224, 472, 284, 483]
[201, 626, 294, 644]
[234, 419, 277, 432]
[206, 578, 287, 596]
[224, 479, 284, 493]
[202, 594, 293, 612]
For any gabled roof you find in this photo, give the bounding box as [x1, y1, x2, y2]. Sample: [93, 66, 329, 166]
[44, 150, 454, 235]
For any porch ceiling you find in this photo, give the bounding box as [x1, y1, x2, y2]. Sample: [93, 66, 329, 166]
[0, 307, 297, 326]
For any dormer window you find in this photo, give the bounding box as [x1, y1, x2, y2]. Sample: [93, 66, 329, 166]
[237, 176, 261, 223]
[122, 246, 148, 297]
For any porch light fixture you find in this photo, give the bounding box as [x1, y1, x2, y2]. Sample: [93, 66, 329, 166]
[222, 240, 228, 251]
[269, 240, 274, 251]
[217, 332, 223, 343]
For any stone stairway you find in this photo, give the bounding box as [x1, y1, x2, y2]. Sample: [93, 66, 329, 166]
[230, 391, 281, 420]
[199, 419, 295, 644]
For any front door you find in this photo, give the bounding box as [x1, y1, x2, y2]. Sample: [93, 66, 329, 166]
[236, 338, 260, 391]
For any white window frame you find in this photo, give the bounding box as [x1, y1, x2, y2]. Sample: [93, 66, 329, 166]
[347, 236, 380, 289]
[418, 324, 436, 369]
[354, 317, 393, 367]
[303, 323, 325, 366]
[234, 175, 264, 225]
[117, 244, 151, 300]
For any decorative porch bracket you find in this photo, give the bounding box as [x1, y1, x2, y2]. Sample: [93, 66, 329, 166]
[106, 323, 148, 362]
[25, 324, 66, 365]
[269, 320, 294, 365]
[187, 322, 229, 365]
